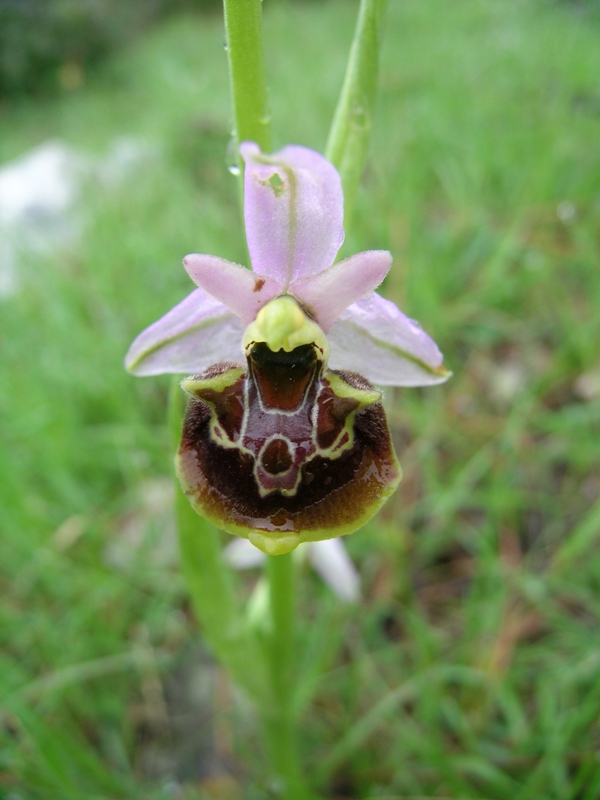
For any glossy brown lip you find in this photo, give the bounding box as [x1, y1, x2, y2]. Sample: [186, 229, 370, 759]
[176, 343, 401, 542]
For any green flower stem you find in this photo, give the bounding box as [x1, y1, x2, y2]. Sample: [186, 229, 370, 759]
[262, 552, 318, 799]
[169, 380, 269, 705]
[221, 3, 317, 791]
[223, 0, 272, 169]
[326, 0, 388, 224]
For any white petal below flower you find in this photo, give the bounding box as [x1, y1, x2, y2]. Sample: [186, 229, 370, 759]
[223, 537, 361, 603]
[306, 538, 361, 603]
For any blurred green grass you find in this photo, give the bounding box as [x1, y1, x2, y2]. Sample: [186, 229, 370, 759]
[1, 0, 600, 797]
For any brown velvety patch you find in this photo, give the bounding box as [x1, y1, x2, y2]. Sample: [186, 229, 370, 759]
[178, 360, 399, 537]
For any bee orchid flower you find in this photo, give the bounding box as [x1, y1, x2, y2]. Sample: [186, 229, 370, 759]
[126, 143, 450, 555]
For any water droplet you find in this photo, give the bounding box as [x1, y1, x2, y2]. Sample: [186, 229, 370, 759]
[352, 106, 370, 131]
[225, 136, 240, 175]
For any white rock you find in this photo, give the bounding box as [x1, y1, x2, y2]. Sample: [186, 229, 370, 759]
[0, 137, 156, 298]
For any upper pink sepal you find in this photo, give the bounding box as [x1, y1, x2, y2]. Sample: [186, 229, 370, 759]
[241, 142, 344, 288]
[126, 143, 450, 385]
[291, 250, 392, 332]
[125, 288, 243, 376]
[183, 254, 280, 325]
[327, 293, 451, 386]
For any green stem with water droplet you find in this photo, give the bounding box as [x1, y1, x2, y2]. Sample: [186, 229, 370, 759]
[223, 0, 272, 179]
[177, 3, 318, 793]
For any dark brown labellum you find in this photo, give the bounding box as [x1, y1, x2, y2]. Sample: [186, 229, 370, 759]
[176, 343, 401, 553]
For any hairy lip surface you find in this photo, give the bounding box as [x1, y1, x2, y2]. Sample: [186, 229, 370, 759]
[176, 353, 401, 553]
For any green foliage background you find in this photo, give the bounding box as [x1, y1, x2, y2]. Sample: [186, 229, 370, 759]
[1, 0, 600, 797]
[0, 0, 216, 97]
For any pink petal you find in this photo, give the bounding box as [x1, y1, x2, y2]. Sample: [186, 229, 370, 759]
[291, 250, 391, 331]
[241, 142, 344, 287]
[327, 293, 451, 386]
[183, 254, 281, 326]
[125, 288, 244, 376]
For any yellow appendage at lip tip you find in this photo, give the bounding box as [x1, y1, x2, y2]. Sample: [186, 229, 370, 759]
[248, 531, 301, 555]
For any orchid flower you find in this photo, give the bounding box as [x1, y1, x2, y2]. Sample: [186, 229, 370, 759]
[126, 143, 450, 556]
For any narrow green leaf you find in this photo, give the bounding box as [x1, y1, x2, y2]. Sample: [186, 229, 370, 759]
[326, 0, 388, 224]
